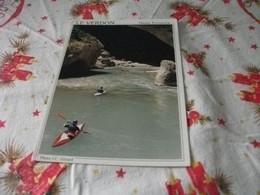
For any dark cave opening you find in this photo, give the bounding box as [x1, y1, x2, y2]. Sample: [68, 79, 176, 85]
[79, 25, 175, 66]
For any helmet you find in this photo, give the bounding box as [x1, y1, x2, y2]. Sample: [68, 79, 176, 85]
[72, 120, 78, 125]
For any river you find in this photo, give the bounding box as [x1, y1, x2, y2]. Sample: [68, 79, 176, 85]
[38, 66, 182, 161]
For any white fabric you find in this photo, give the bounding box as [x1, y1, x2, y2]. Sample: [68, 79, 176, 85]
[0, 0, 259, 194]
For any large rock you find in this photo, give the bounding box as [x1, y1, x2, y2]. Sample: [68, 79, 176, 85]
[100, 49, 111, 58]
[93, 49, 116, 69]
[64, 40, 104, 69]
[59, 40, 104, 78]
[154, 60, 176, 86]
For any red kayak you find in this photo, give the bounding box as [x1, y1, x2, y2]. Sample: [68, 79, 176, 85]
[52, 123, 85, 147]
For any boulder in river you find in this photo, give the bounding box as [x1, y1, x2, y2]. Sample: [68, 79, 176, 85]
[154, 60, 176, 86]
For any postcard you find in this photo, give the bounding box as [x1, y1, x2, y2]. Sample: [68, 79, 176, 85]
[34, 19, 190, 167]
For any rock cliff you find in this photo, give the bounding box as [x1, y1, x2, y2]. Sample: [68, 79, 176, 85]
[59, 27, 104, 78]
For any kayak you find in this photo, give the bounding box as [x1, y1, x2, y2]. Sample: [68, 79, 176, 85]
[52, 123, 85, 147]
[94, 91, 106, 96]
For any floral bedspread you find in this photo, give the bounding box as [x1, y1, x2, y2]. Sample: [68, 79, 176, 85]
[0, 0, 259, 194]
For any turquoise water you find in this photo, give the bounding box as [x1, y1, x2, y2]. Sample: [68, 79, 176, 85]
[38, 67, 182, 160]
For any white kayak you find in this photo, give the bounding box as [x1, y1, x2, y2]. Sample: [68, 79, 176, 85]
[94, 91, 106, 96]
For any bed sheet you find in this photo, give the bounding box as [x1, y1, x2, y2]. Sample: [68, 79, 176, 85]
[0, 0, 259, 194]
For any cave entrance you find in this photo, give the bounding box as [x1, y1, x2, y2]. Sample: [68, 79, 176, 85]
[78, 25, 175, 66]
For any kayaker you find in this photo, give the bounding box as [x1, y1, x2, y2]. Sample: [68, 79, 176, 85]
[97, 86, 104, 93]
[64, 120, 80, 135]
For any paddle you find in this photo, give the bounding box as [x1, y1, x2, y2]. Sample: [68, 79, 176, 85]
[56, 113, 91, 134]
